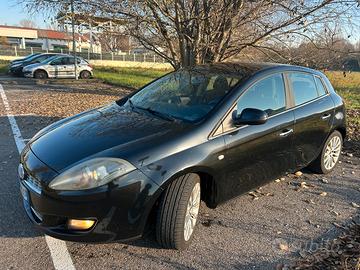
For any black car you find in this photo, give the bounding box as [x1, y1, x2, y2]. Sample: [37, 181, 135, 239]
[19, 63, 346, 250]
[9, 53, 41, 66]
[10, 53, 64, 76]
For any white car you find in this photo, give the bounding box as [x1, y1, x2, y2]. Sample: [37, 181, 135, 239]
[23, 55, 93, 79]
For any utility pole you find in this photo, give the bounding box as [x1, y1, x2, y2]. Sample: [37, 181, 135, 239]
[71, 0, 78, 80]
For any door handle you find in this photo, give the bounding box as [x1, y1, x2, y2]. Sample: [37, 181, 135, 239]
[321, 113, 331, 120]
[279, 129, 293, 137]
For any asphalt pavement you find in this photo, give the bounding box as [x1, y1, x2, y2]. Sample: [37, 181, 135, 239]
[0, 76, 359, 270]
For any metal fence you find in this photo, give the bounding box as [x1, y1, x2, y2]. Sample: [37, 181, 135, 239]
[0, 46, 167, 63]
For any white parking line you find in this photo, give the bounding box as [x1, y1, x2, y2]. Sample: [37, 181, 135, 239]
[0, 83, 76, 270]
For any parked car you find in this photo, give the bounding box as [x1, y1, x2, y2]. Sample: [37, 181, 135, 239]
[22, 55, 93, 79]
[19, 63, 345, 250]
[9, 53, 63, 76]
[9, 53, 41, 66]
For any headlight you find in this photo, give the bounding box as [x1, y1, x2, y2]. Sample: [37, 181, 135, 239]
[49, 158, 136, 190]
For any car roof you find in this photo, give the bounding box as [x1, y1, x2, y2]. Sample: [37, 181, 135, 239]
[185, 62, 321, 77]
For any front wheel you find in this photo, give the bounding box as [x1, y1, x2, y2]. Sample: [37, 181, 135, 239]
[79, 70, 91, 79]
[156, 173, 201, 250]
[34, 70, 48, 79]
[309, 130, 343, 174]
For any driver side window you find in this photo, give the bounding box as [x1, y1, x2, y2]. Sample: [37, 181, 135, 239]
[221, 73, 286, 132]
[236, 73, 286, 117]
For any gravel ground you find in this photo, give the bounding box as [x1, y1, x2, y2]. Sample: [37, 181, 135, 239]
[0, 76, 359, 270]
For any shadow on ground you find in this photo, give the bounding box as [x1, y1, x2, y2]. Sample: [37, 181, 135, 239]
[0, 113, 359, 269]
[0, 75, 133, 97]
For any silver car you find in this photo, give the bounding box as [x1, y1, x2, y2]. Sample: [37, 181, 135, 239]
[23, 55, 93, 79]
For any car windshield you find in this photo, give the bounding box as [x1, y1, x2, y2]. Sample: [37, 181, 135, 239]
[42, 55, 61, 64]
[129, 69, 241, 122]
[23, 53, 44, 62]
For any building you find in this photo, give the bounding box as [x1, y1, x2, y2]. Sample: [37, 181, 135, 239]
[0, 25, 101, 53]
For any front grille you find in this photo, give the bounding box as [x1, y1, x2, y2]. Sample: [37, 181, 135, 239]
[28, 176, 42, 189]
[24, 175, 42, 194]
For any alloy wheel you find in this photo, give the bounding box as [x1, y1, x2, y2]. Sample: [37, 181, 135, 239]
[184, 182, 201, 241]
[323, 135, 341, 170]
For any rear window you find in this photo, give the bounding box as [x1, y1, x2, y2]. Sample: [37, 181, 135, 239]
[288, 73, 319, 106]
[314, 76, 327, 96]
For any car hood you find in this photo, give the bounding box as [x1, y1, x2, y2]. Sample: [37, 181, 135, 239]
[29, 102, 184, 173]
[23, 62, 44, 70]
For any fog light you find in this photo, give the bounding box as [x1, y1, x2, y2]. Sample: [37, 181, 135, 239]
[67, 219, 95, 230]
[18, 164, 25, 179]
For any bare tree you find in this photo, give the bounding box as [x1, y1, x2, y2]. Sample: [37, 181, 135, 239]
[97, 31, 130, 52]
[0, 36, 9, 47]
[22, 0, 360, 69]
[19, 19, 37, 28]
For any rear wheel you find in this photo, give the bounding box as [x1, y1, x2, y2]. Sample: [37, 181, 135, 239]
[156, 173, 201, 250]
[79, 70, 91, 79]
[34, 70, 47, 79]
[309, 130, 343, 174]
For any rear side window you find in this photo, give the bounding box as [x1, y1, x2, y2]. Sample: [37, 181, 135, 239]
[314, 76, 327, 96]
[236, 73, 286, 117]
[68, 57, 82, 65]
[50, 57, 65, 65]
[288, 73, 318, 106]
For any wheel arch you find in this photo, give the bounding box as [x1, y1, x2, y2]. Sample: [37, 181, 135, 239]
[335, 126, 346, 140]
[159, 167, 218, 208]
[34, 69, 49, 78]
[80, 69, 92, 77]
[143, 167, 218, 235]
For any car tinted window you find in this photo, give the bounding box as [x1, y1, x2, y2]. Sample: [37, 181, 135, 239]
[50, 57, 66, 65]
[68, 57, 82, 65]
[314, 76, 327, 96]
[288, 73, 318, 106]
[34, 55, 49, 63]
[236, 73, 286, 117]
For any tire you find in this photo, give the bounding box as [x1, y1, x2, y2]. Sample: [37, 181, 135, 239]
[34, 70, 47, 79]
[80, 70, 91, 79]
[308, 130, 343, 174]
[156, 173, 201, 250]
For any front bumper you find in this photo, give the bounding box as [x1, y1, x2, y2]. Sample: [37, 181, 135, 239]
[20, 149, 162, 243]
[23, 71, 33, 78]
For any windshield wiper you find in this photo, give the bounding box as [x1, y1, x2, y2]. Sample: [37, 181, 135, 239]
[127, 98, 135, 109]
[138, 106, 176, 122]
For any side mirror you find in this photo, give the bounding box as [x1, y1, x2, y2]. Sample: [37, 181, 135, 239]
[232, 108, 268, 126]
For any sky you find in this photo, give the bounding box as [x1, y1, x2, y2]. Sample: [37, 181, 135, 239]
[0, 0, 47, 27]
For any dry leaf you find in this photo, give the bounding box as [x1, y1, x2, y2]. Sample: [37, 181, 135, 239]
[279, 243, 289, 252]
[320, 178, 329, 184]
[305, 199, 316, 204]
[350, 202, 360, 208]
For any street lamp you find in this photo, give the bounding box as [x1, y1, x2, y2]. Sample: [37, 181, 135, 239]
[70, 0, 78, 80]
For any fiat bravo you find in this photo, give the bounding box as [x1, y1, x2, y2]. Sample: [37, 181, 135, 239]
[19, 63, 346, 250]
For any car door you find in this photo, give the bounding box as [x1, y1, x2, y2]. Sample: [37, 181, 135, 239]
[216, 73, 296, 202]
[48, 57, 67, 78]
[65, 57, 77, 78]
[286, 72, 334, 169]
